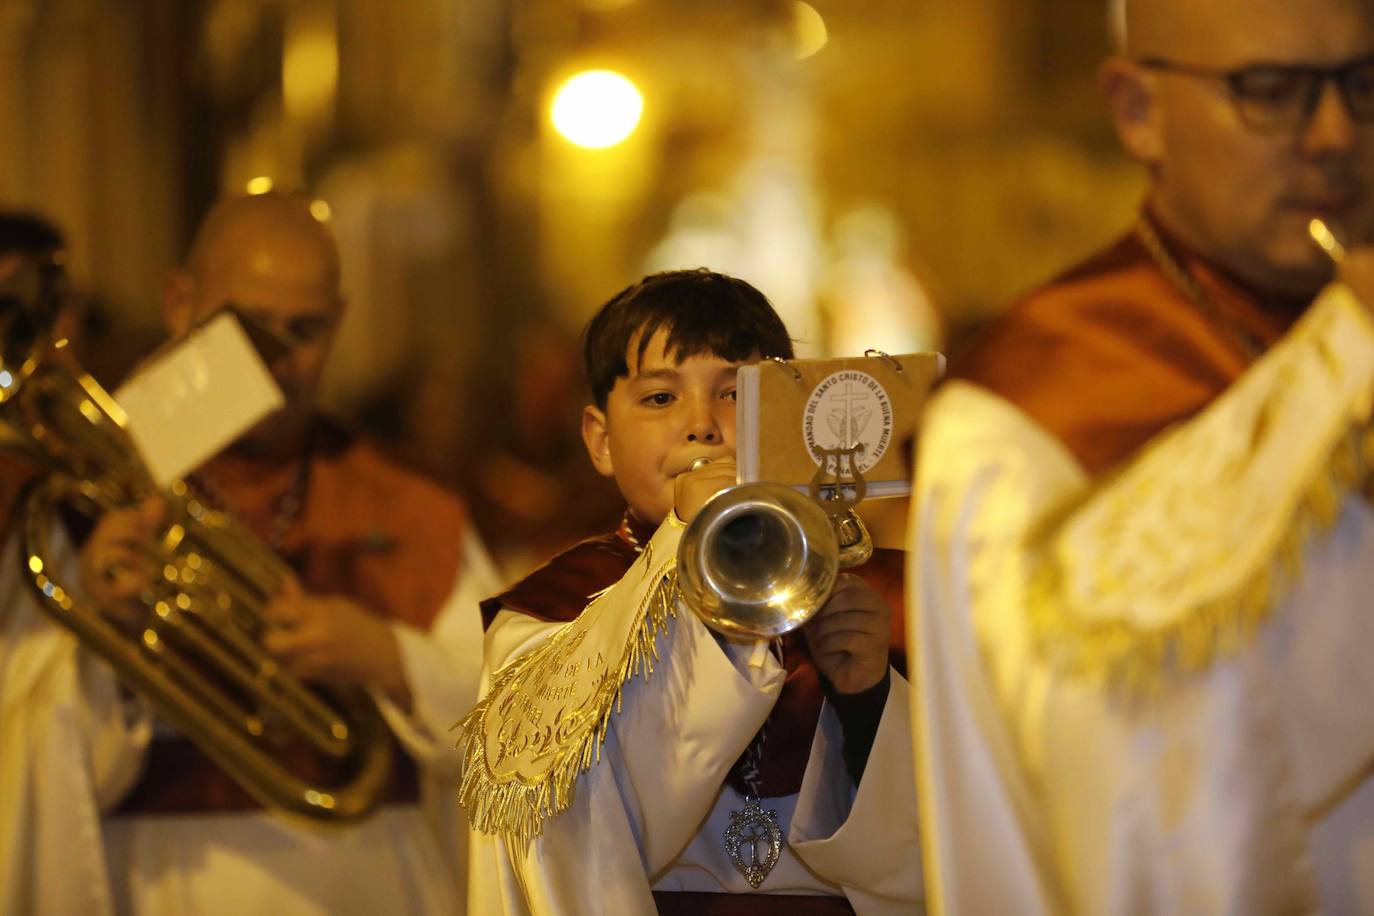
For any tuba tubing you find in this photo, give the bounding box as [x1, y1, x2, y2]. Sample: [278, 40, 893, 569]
[12, 357, 393, 824]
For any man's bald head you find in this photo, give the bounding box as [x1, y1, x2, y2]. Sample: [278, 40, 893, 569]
[165, 192, 345, 458]
[184, 192, 340, 298]
[1117, 0, 1374, 63]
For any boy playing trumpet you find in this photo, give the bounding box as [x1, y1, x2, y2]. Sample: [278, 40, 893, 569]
[459, 269, 921, 914]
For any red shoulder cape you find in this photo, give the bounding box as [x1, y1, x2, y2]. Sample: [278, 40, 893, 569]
[952, 222, 1306, 474]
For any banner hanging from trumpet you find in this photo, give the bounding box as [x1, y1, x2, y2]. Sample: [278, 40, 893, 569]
[736, 351, 944, 499]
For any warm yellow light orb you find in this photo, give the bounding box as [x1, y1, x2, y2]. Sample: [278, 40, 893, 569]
[550, 69, 643, 149]
[793, 2, 828, 59]
[245, 176, 275, 195]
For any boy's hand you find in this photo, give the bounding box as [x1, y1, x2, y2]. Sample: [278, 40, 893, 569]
[803, 573, 891, 694]
[673, 456, 737, 523]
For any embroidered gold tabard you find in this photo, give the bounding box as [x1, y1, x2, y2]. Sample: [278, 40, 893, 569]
[486, 627, 606, 782]
[458, 519, 684, 850]
[1025, 283, 1374, 691]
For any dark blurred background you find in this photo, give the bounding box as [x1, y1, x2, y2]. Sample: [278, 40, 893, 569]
[0, 0, 1142, 576]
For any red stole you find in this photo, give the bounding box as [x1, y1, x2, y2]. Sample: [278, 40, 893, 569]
[206, 418, 467, 630]
[483, 511, 906, 799]
[952, 214, 1310, 475]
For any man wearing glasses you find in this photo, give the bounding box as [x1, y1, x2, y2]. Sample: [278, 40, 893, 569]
[911, 0, 1374, 912]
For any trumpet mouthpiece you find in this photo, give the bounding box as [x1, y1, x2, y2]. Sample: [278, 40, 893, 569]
[1310, 218, 1347, 265]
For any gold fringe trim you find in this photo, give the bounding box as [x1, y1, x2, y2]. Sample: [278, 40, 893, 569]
[1028, 423, 1374, 694]
[455, 565, 680, 851]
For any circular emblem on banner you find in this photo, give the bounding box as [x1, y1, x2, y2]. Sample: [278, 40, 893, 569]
[802, 370, 894, 473]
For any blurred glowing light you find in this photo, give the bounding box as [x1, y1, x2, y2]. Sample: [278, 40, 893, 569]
[550, 70, 643, 149]
[793, 2, 828, 60]
[283, 13, 338, 122]
[309, 199, 332, 222]
[246, 176, 274, 195]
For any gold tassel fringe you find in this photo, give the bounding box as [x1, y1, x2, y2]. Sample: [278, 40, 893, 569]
[1028, 423, 1374, 695]
[455, 566, 681, 851]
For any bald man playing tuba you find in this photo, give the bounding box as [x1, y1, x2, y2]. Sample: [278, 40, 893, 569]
[0, 194, 498, 915]
[912, 0, 1374, 912]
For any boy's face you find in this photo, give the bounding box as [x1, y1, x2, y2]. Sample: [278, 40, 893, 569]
[582, 327, 755, 525]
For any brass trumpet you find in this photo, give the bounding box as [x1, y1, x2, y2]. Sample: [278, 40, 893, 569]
[2, 260, 392, 823]
[677, 450, 873, 639]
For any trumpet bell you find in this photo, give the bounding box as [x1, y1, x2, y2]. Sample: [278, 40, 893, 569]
[678, 482, 839, 639]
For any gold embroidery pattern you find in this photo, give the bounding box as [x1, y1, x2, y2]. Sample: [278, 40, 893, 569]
[456, 563, 680, 851]
[1028, 418, 1374, 694]
[1025, 288, 1374, 692]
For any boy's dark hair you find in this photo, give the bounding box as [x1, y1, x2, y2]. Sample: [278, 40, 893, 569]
[583, 268, 795, 408]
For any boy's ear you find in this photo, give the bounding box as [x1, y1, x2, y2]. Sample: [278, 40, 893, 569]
[581, 404, 615, 478]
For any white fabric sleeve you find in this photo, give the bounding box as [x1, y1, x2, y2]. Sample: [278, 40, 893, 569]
[467, 518, 788, 915]
[790, 670, 923, 915]
[0, 525, 153, 916]
[912, 283, 1374, 916]
[372, 532, 502, 773]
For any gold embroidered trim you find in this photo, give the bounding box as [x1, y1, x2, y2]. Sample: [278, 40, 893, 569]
[455, 564, 680, 851]
[1028, 423, 1374, 693]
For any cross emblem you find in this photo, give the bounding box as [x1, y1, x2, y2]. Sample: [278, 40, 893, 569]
[724, 797, 783, 888]
[826, 382, 873, 448]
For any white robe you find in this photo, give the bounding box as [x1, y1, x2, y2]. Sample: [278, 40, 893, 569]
[465, 517, 923, 915]
[911, 282, 1374, 915]
[0, 526, 498, 916]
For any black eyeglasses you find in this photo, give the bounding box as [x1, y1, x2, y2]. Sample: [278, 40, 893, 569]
[1138, 53, 1374, 132]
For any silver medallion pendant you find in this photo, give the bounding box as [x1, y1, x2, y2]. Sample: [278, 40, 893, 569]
[724, 795, 783, 888]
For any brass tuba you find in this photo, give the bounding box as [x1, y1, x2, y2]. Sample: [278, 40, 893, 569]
[1, 258, 392, 823]
[676, 449, 874, 640]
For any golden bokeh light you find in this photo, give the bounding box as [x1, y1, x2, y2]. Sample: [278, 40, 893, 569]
[309, 198, 332, 222]
[283, 7, 338, 123]
[550, 69, 644, 149]
[793, 2, 828, 60]
[245, 176, 275, 195]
